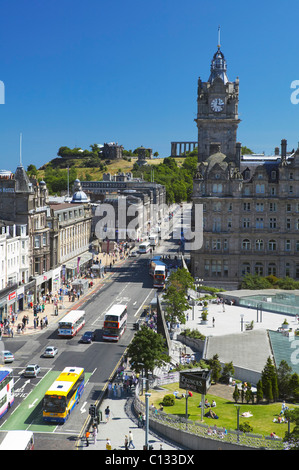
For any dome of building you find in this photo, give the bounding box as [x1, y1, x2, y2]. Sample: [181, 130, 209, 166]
[71, 179, 90, 203]
[208, 47, 229, 84]
[71, 190, 90, 203]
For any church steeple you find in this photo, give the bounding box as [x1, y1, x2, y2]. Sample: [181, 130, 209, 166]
[208, 28, 229, 84]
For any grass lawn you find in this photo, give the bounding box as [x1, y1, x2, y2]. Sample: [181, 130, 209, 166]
[145, 383, 298, 439]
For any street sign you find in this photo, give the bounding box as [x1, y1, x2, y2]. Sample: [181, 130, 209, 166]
[179, 369, 212, 395]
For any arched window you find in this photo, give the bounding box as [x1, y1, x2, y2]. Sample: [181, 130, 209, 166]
[268, 263, 277, 276]
[242, 239, 251, 250]
[255, 239, 264, 251]
[255, 262, 264, 276]
[241, 263, 251, 276]
[268, 239, 277, 251]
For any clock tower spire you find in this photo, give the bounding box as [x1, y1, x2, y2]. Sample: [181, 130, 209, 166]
[195, 35, 240, 164]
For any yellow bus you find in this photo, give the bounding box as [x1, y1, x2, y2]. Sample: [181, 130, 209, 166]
[42, 367, 84, 423]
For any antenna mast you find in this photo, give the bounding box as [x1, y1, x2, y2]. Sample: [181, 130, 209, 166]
[218, 25, 221, 49]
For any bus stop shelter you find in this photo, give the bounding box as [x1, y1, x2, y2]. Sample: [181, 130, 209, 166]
[71, 279, 89, 296]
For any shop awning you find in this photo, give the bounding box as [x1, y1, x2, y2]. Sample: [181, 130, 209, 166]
[65, 252, 93, 271]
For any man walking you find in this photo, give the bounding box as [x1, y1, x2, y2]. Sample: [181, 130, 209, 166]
[128, 430, 135, 449]
[105, 405, 111, 422]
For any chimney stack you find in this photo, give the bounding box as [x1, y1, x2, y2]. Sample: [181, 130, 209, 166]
[281, 139, 287, 160]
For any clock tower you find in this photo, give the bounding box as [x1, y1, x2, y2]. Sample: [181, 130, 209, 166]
[195, 42, 240, 164]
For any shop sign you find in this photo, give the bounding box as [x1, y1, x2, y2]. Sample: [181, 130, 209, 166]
[8, 291, 16, 301]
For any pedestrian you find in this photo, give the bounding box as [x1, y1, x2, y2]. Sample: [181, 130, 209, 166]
[85, 430, 90, 447]
[106, 438, 112, 450]
[124, 434, 129, 450]
[138, 412, 143, 428]
[105, 405, 110, 422]
[93, 425, 97, 444]
[212, 317, 215, 327]
[128, 430, 135, 449]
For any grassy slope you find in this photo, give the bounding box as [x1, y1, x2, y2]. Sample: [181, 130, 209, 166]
[36, 157, 185, 181]
[145, 382, 298, 439]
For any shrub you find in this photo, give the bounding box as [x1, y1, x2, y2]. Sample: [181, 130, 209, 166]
[239, 421, 253, 433]
[162, 394, 175, 406]
[181, 328, 205, 340]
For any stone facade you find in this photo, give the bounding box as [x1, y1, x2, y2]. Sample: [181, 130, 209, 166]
[191, 46, 299, 286]
[0, 166, 51, 279]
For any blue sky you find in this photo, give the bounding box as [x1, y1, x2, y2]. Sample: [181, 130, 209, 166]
[0, 0, 299, 172]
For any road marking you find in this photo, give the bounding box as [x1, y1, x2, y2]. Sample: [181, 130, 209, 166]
[14, 379, 30, 393]
[28, 398, 38, 409]
[80, 401, 87, 414]
[134, 289, 154, 317]
[91, 283, 130, 326]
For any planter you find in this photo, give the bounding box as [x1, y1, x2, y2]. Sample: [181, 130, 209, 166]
[201, 320, 208, 325]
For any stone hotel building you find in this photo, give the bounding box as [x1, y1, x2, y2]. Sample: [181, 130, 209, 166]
[191, 43, 299, 285]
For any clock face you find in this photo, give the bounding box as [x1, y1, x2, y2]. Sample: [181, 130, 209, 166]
[211, 98, 224, 112]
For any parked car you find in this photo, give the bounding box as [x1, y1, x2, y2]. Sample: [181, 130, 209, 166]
[43, 346, 58, 358]
[3, 351, 14, 363]
[24, 364, 41, 378]
[80, 331, 95, 344]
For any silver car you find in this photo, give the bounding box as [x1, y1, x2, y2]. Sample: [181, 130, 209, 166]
[43, 346, 58, 358]
[3, 351, 14, 363]
[24, 364, 41, 378]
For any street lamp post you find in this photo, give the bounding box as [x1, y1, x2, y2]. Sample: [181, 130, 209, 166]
[240, 313, 244, 332]
[145, 392, 151, 450]
[234, 404, 241, 442]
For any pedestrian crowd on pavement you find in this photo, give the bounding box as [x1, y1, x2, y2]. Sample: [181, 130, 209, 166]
[107, 368, 139, 399]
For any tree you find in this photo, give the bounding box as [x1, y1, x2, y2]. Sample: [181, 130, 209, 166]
[221, 362, 235, 384]
[27, 164, 37, 176]
[261, 357, 278, 402]
[209, 354, 222, 384]
[167, 268, 195, 294]
[264, 378, 273, 403]
[288, 373, 299, 402]
[241, 146, 254, 155]
[272, 373, 279, 402]
[163, 284, 189, 326]
[233, 384, 240, 403]
[256, 379, 263, 403]
[163, 268, 195, 326]
[277, 360, 293, 399]
[245, 383, 253, 404]
[126, 325, 170, 389]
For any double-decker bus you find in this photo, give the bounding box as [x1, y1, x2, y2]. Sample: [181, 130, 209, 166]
[0, 368, 14, 419]
[139, 241, 151, 253]
[42, 366, 85, 423]
[0, 431, 34, 450]
[58, 310, 85, 337]
[102, 304, 127, 341]
[153, 264, 167, 288]
[149, 234, 159, 246]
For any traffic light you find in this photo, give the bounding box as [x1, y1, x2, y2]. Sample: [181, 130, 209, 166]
[89, 404, 96, 418]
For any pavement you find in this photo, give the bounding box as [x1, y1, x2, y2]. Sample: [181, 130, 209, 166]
[82, 393, 182, 451]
